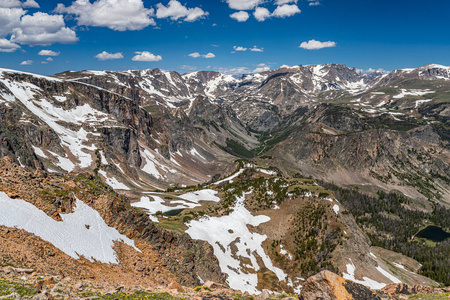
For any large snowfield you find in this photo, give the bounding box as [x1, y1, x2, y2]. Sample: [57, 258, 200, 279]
[186, 191, 287, 294]
[0, 192, 139, 264]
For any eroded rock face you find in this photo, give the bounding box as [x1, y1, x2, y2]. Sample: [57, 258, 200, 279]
[0, 157, 226, 288]
[299, 270, 380, 300]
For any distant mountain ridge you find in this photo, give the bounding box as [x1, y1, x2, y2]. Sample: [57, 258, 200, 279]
[55, 63, 450, 131]
[0, 63, 447, 199]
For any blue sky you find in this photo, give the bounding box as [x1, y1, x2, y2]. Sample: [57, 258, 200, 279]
[0, 0, 449, 75]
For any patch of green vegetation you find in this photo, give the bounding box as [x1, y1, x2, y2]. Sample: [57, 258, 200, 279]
[225, 138, 256, 158]
[254, 126, 297, 156]
[291, 200, 341, 276]
[361, 114, 426, 132]
[288, 183, 332, 196]
[163, 208, 184, 216]
[409, 293, 450, 300]
[320, 182, 450, 285]
[82, 290, 184, 299]
[0, 277, 38, 297]
[40, 187, 70, 202]
[73, 173, 112, 196]
[143, 106, 164, 118]
[389, 168, 441, 200]
[156, 219, 188, 232]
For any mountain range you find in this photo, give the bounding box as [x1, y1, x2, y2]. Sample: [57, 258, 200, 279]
[0, 63, 449, 297]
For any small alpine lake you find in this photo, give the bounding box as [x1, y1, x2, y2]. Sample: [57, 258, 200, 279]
[415, 225, 450, 242]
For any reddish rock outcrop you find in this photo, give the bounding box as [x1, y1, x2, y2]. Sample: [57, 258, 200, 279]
[299, 270, 380, 300]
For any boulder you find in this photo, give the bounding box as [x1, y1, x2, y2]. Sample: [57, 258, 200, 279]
[380, 283, 412, 295]
[259, 289, 272, 300]
[203, 280, 224, 289]
[412, 284, 432, 294]
[299, 270, 380, 300]
[168, 281, 184, 292]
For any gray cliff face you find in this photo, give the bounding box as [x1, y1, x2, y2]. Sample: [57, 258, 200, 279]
[2, 63, 450, 201]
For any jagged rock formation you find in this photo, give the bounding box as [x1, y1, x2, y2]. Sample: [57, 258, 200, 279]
[299, 270, 379, 300]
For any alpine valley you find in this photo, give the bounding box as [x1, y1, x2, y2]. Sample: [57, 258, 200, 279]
[0, 63, 449, 299]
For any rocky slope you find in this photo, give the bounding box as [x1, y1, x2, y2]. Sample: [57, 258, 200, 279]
[0, 63, 449, 296]
[49, 64, 450, 204]
[1, 266, 448, 300]
[0, 157, 224, 288]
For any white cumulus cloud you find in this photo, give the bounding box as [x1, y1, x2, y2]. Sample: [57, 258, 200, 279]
[203, 52, 215, 58]
[230, 11, 249, 22]
[188, 52, 215, 58]
[308, 0, 320, 6]
[232, 45, 263, 52]
[299, 39, 336, 50]
[253, 63, 270, 73]
[95, 51, 124, 61]
[188, 52, 201, 58]
[233, 46, 247, 51]
[356, 67, 388, 74]
[180, 65, 196, 71]
[0, 38, 20, 52]
[253, 7, 270, 22]
[250, 46, 263, 52]
[253, 66, 270, 73]
[219, 66, 250, 75]
[0, 7, 25, 37]
[0, 0, 40, 8]
[156, 0, 208, 22]
[275, 0, 297, 4]
[253, 3, 300, 22]
[132, 51, 162, 62]
[0, 0, 22, 8]
[38, 49, 59, 56]
[22, 0, 40, 8]
[20, 59, 32, 65]
[55, 0, 155, 31]
[225, 0, 264, 10]
[272, 4, 301, 18]
[0, 4, 77, 47]
[9, 12, 78, 46]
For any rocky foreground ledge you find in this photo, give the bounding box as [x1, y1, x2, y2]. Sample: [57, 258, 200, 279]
[1, 267, 449, 300]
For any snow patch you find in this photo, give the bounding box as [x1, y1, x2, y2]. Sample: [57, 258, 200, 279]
[189, 147, 206, 160]
[186, 192, 287, 294]
[257, 168, 277, 176]
[376, 266, 401, 284]
[343, 260, 386, 290]
[214, 168, 245, 185]
[139, 146, 177, 179]
[48, 150, 75, 172]
[133, 189, 221, 222]
[32, 146, 47, 158]
[98, 170, 130, 190]
[415, 99, 432, 108]
[0, 192, 139, 264]
[178, 189, 220, 203]
[99, 150, 108, 165]
[333, 204, 340, 214]
[393, 89, 435, 99]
